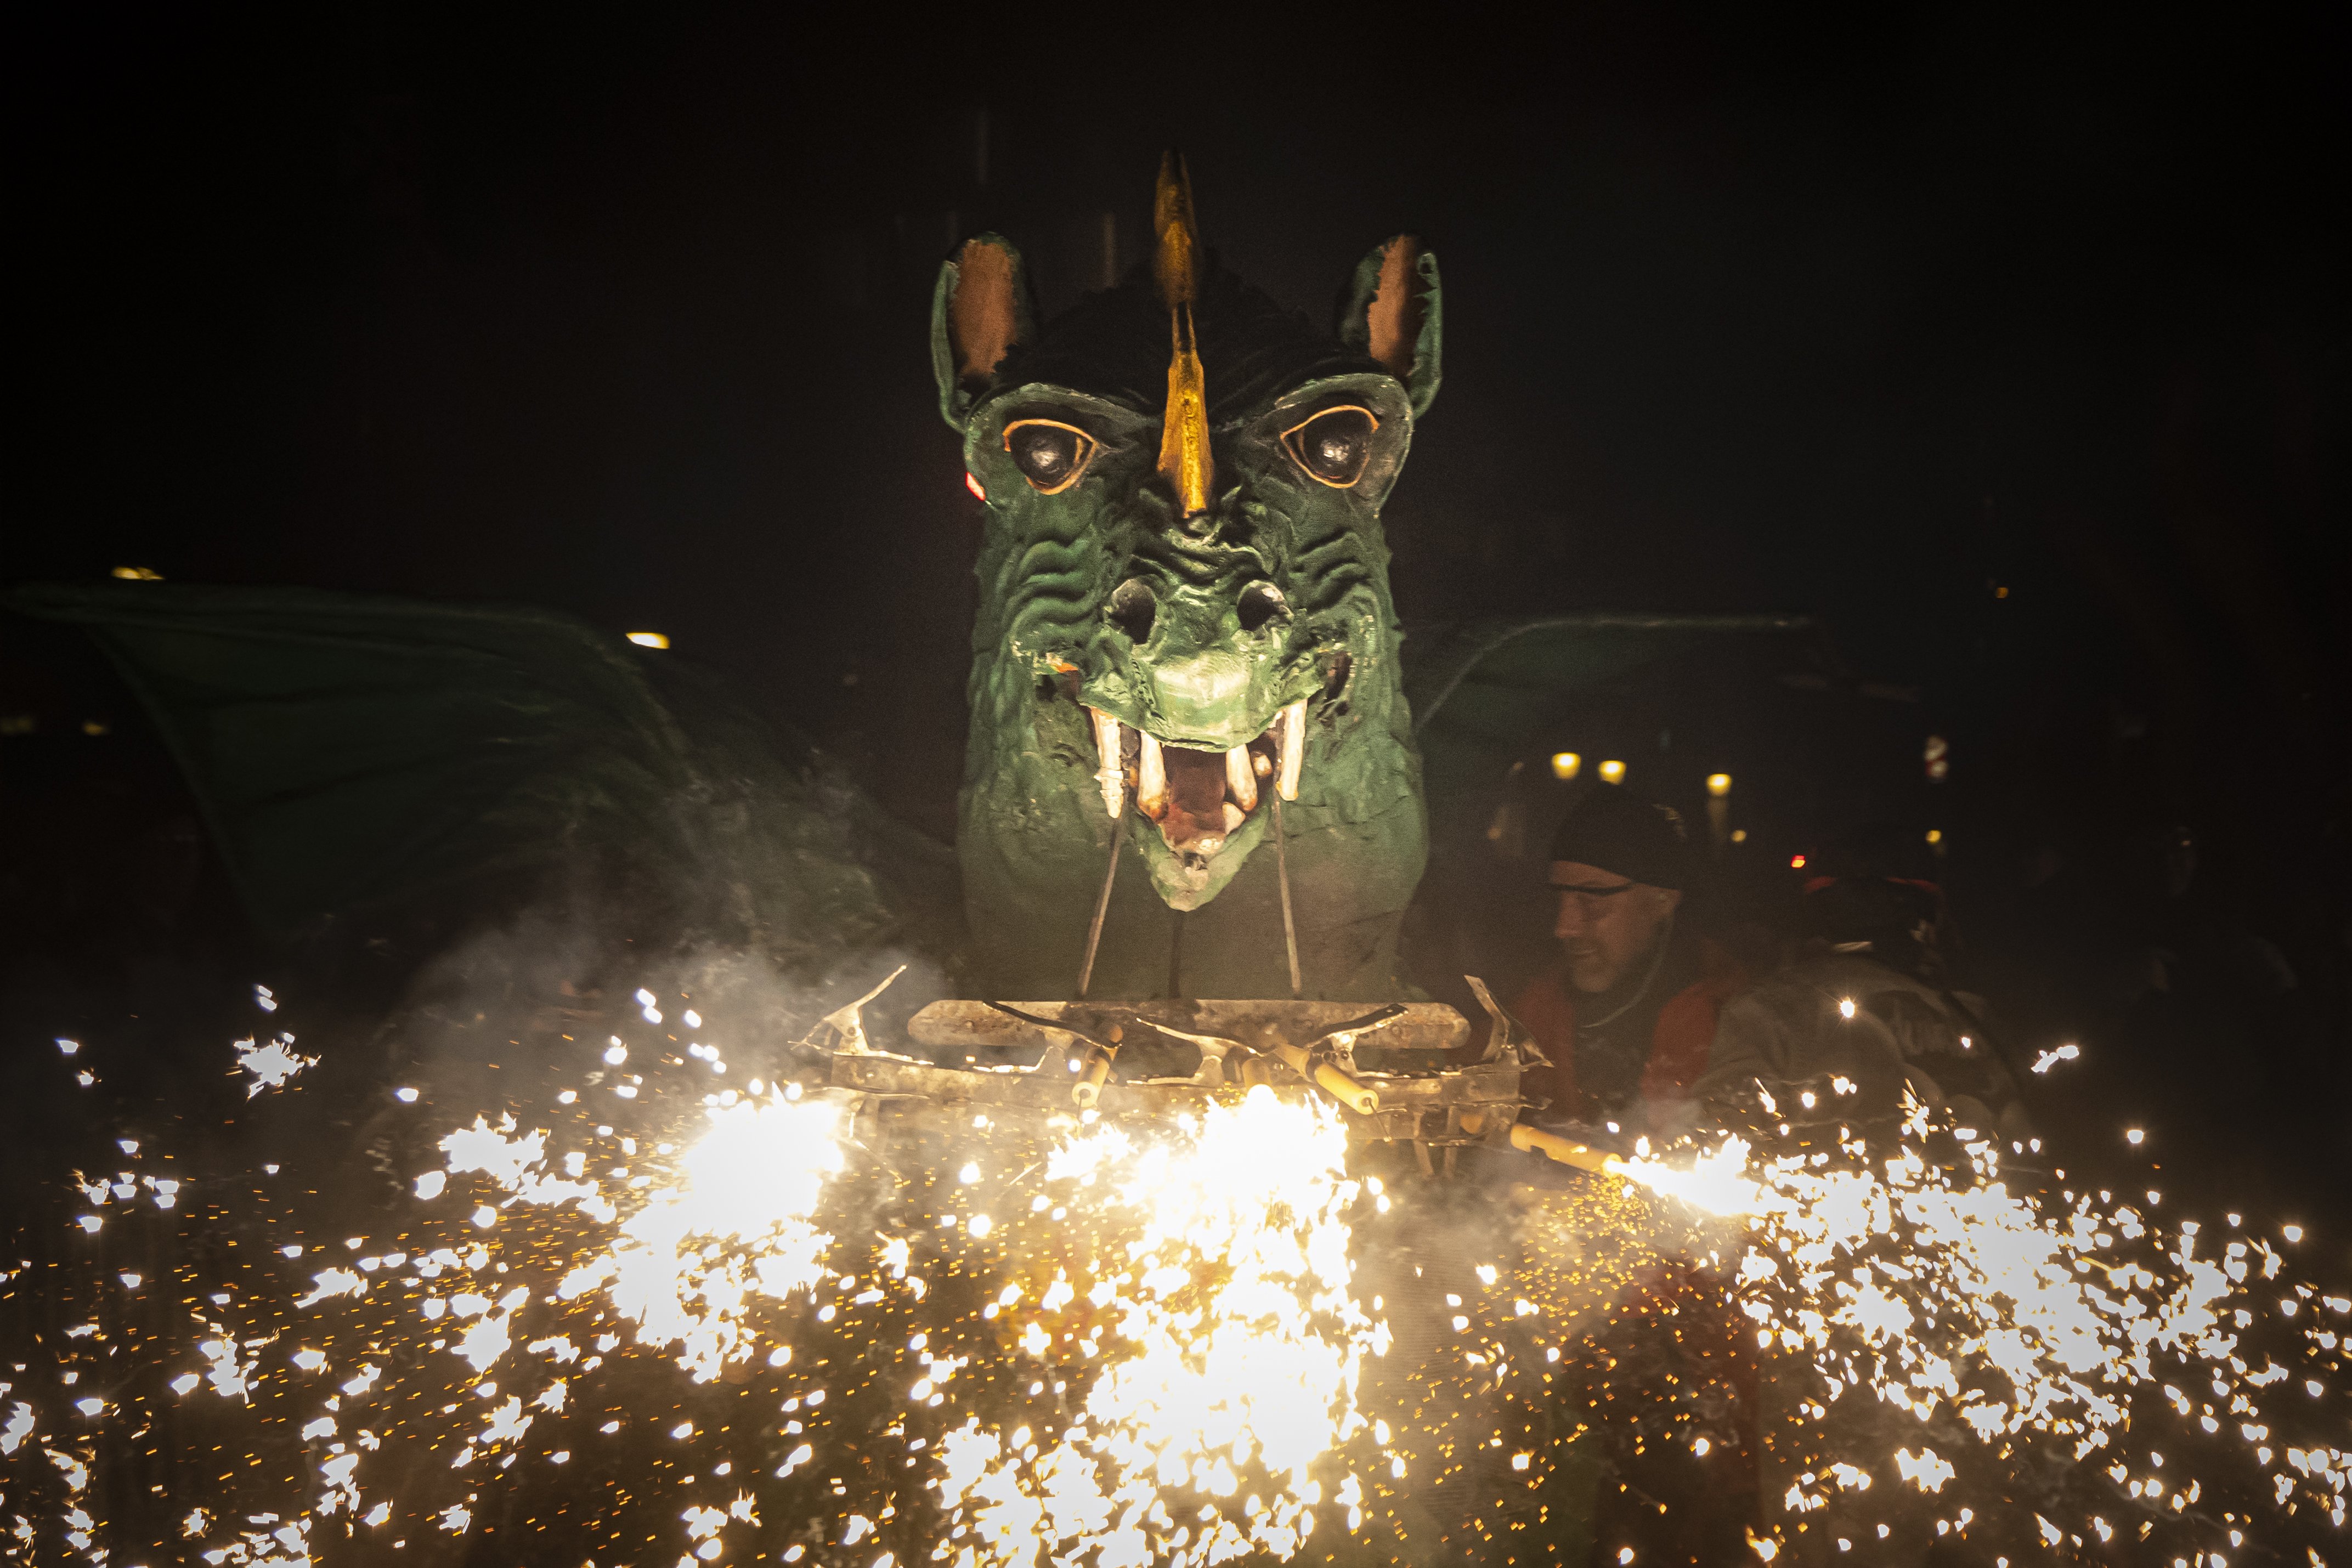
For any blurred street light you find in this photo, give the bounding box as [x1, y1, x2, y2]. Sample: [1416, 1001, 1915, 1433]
[1598, 759, 1626, 785]
[1550, 752, 1581, 781]
[1704, 773, 1732, 849]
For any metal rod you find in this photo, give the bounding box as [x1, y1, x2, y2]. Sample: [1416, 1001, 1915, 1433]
[1273, 790, 1302, 997]
[1077, 826, 1122, 998]
[1167, 909, 1185, 999]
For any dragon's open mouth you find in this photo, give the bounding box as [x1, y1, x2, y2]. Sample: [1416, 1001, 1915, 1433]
[1083, 699, 1305, 867]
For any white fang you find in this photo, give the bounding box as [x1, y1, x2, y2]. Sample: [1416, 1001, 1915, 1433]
[1088, 707, 1126, 819]
[1137, 729, 1169, 820]
[1225, 746, 1258, 812]
[1276, 698, 1307, 801]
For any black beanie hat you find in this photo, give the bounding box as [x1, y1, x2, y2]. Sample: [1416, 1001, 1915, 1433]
[1547, 790, 1693, 890]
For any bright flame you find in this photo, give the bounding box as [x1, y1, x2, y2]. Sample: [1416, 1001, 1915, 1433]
[1614, 1136, 1765, 1218]
[538, 1095, 845, 1382]
[932, 1087, 1378, 1566]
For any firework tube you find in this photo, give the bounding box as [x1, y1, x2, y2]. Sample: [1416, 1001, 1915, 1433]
[981, 1002, 1128, 1108]
[1072, 1046, 1117, 1108]
[1267, 1040, 1379, 1114]
[1071, 1025, 1123, 1110]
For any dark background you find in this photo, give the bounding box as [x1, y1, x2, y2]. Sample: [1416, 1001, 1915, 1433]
[4, 12, 2347, 1212]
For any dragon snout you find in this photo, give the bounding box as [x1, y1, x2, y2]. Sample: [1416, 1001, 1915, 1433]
[1100, 574, 1287, 648]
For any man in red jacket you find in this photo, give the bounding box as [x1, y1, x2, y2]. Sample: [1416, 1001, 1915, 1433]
[1511, 790, 1764, 1560]
[1513, 789, 1737, 1140]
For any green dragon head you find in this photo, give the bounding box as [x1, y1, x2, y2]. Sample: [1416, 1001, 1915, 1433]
[935, 158, 1441, 1000]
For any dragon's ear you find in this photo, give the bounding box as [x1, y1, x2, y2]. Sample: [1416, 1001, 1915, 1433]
[1337, 236, 1442, 417]
[931, 235, 1036, 431]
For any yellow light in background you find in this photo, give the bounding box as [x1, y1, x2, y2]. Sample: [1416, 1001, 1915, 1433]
[626, 632, 671, 650]
[1703, 773, 1734, 850]
[1598, 759, 1626, 785]
[1926, 829, 1943, 845]
[1549, 752, 1581, 780]
[110, 566, 162, 581]
[1730, 829, 1748, 844]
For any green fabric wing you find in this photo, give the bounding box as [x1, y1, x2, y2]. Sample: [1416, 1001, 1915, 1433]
[3, 583, 952, 969]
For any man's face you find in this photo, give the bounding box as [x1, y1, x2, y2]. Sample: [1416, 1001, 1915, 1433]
[1551, 861, 1682, 993]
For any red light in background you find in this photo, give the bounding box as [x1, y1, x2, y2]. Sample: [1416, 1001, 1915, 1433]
[1790, 853, 1807, 869]
[964, 472, 987, 502]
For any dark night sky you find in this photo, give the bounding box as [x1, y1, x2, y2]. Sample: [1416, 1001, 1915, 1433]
[7, 10, 2346, 1022]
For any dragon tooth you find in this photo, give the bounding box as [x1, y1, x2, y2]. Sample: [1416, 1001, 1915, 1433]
[1220, 801, 1247, 833]
[1137, 729, 1169, 820]
[1276, 698, 1307, 801]
[1225, 746, 1258, 812]
[1088, 707, 1126, 819]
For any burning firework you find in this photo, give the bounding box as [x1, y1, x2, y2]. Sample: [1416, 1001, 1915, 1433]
[1, 986, 2345, 1567]
[2, 990, 1410, 1566]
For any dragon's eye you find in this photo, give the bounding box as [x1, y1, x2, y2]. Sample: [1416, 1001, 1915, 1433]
[1003, 420, 1095, 494]
[1284, 406, 1378, 488]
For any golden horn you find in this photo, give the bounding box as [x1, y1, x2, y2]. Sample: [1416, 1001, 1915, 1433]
[1154, 152, 1213, 517]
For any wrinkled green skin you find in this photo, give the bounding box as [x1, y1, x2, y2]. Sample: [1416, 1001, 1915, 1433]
[938, 257, 1437, 1000]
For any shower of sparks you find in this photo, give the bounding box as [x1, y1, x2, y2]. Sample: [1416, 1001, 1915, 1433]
[1, 998, 2345, 1566]
[1, 1007, 1407, 1565]
[1700, 1085, 2351, 1562]
[922, 1089, 1381, 1566]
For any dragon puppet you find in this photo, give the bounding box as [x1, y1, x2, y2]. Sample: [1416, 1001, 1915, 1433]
[6, 156, 1803, 1013]
[942, 157, 1438, 1001]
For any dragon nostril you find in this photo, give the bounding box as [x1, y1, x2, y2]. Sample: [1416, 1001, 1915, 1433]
[1237, 582, 1286, 634]
[1321, 649, 1353, 703]
[1106, 579, 1157, 643]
